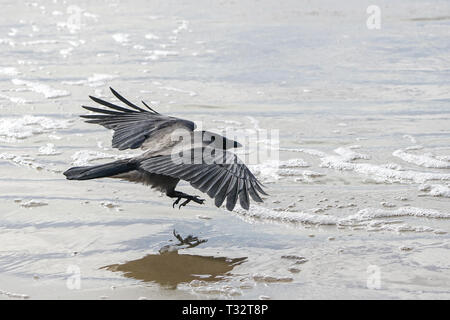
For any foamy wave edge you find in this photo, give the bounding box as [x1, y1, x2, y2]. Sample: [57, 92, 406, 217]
[233, 205, 449, 233]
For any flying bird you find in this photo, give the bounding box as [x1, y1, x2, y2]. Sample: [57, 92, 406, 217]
[63, 88, 267, 211]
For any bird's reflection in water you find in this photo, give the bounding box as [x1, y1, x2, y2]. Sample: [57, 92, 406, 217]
[102, 230, 247, 289]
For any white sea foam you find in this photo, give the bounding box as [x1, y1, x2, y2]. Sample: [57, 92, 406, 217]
[56, 21, 81, 34]
[62, 73, 118, 87]
[70, 150, 137, 166]
[85, 73, 118, 85]
[153, 50, 179, 56]
[334, 147, 370, 161]
[383, 163, 404, 170]
[435, 155, 450, 162]
[250, 161, 280, 181]
[300, 170, 325, 177]
[321, 157, 450, 183]
[234, 205, 340, 225]
[344, 207, 450, 221]
[250, 158, 310, 181]
[21, 39, 58, 46]
[11, 79, 70, 99]
[112, 33, 130, 45]
[234, 205, 449, 233]
[173, 20, 189, 34]
[393, 149, 450, 169]
[279, 158, 309, 168]
[279, 147, 327, 157]
[8, 28, 18, 37]
[403, 134, 417, 144]
[67, 39, 86, 47]
[0, 289, 29, 299]
[278, 169, 321, 177]
[418, 184, 450, 198]
[145, 33, 160, 40]
[38, 143, 61, 156]
[366, 223, 435, 233]
[20, 200, 48, 208]
[282, 147, 450, 183]
[0, 38, 15, 46]
[47, 134, 62, 140]
[83, 12, 98, 20]
[0, 67, 19, 76]
[381, 201, 396, 208]
[0, 153, 45, 170]
[0, 116, 72, 141]
[16, 60, 36, 65]
[405, 145, 424, 151]
[59, 47, 74, 57]
[0, 93, 31, 104]
[158, 86, 197, 96]
[145, 50, 179, 60]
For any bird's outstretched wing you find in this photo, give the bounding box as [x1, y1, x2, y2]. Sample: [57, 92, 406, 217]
[139, 147, 267, 211]
[80, 87, 196, 150]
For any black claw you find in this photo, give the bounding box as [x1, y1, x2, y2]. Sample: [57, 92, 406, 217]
[178, 199, 191, 209]
[191, 196, 205, 205]
[169, 192, 205, 209]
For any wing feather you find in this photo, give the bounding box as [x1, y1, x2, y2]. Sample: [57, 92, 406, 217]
[109, 87, 147, 112]
[80, 88, 196, 150]
[225, 177, 239, 211]
[247, 180, 263, 202]
[195, 167, 223, 192]
[206, 170, 229, 198]
[139, 147, 266, 211]
[214, 174, 233, 208]
[239, 179, 250, 210]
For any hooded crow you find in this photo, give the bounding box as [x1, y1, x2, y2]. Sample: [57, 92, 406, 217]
[63, 87, 267, 211]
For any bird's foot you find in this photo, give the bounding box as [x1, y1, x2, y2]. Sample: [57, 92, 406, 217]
[191, 195, 205, 205]
[172, 197, 182, 208]
[168, 190, 205, 209]
[178, 195, 205, 209]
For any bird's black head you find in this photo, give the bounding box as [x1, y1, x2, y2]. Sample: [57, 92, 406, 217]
[201, 130, 242, 150]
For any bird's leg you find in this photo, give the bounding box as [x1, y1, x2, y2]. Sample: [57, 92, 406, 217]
[172, 197, 182, 208]
[166, 190, 205, 209]
[173, 229, 207, 248]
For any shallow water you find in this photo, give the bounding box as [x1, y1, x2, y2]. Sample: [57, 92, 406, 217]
[0, 0, 449, 299]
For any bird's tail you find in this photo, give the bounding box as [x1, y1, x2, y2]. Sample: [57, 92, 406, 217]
[63, 159, 137, 180]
